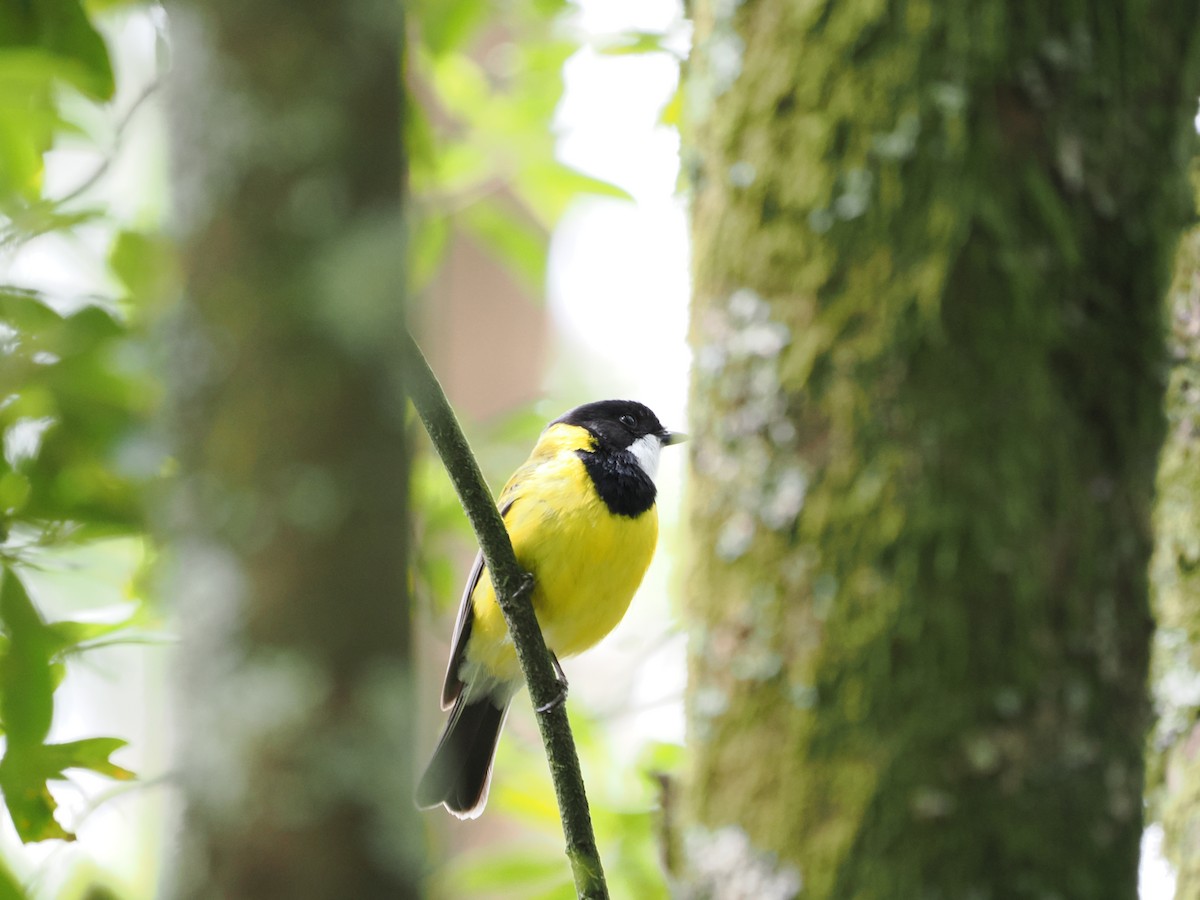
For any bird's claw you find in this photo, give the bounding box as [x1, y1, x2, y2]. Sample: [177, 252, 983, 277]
[536, 653, 569, 713]
[536, 686, 568, 714]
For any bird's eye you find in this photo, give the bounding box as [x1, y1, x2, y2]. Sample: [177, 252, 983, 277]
[619, 414, 637, 429]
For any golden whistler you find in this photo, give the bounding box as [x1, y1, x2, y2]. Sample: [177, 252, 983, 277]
[416, 400, 685, 818]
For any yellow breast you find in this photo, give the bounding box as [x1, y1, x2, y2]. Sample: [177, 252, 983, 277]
[465, 425, 659, 684]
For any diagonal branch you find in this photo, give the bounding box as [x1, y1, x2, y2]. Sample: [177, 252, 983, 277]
[402, 330, 610, 900]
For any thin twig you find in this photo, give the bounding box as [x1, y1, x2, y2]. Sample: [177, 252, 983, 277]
[402, 330, 610, 900]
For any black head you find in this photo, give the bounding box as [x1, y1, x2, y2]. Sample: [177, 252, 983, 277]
[552, 399, 683, 517]
[551, 400, 683, 452]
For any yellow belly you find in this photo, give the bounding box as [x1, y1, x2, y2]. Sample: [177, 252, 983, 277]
[466, 453, 658, 685]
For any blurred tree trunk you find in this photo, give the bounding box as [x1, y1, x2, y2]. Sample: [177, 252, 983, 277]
[1150, 173, 1200, 893]
[683, 3, 1200, 897]
[164, 1, 417, 897]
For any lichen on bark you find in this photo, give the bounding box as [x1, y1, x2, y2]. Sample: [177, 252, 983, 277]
[684, 1, 1200, 896]
[1148, 190, 1200, 895]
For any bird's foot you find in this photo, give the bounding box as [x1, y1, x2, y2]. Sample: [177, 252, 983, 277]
[536, 689, 567, 714]
[536, 653, 569, 713]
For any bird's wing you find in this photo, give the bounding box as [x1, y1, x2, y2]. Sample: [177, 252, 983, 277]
[439, 495, 517, 709]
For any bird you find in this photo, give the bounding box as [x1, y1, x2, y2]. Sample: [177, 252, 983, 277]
[415, 399, 685, 819]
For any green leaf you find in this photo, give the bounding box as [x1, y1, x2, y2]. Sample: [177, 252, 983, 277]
[594, 31, 671, 57]
[429, 142, 492, 195]
[658, 81, 684, 128]
[0, 772, 73, 843]
[38, 737, 135, 782]
[529, 0, 568, 16]
[0, 0, 114, 204]
[109, 230, 178, 313]
[458, 199, 548, 291]
[0, 568, 136, 842]
[514, 161, 633, 228]
[0, 566, 64, 842]
[0, 736, 134, 843]
[0, 854, 25, 900]
[45, 610, 139, 654]
[0, 567, 55, 747]
[412, 0, 489, 59]
[0, 292, 155, 533]
[0, 53, 65, 203]
[0, 0, 115, 100]
[83, 0, 154, 13]
[428, 52, 491, 121]
[636, 739, 686, 776]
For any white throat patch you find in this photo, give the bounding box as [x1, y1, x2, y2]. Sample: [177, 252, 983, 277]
[628, 433, 662, 480]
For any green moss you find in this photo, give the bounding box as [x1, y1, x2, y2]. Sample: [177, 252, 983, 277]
[684, 0, 1200, 896]
[1149, 222, 1200, 894]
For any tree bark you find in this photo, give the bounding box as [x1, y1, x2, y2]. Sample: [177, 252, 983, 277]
[1150, 191, 1200, 894]
[684, 3, 1200, 897]
[164, 0, 417, 896]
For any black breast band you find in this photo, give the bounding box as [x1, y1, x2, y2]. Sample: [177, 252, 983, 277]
[577, 448, 656, 518]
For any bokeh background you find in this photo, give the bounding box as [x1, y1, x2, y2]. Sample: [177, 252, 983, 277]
[1, 0, 1197, 896]
[3, 0, 697, 896]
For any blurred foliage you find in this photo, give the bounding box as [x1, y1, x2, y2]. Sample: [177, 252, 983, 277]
[407, 0, 632, 297]
[1, 0, 683, 893]
[430, 705, 681, 900]
[0, 0, 161, 889]
[0, 567, 135, 843]
[0, 0, 113, 206]
[0, 290, 155, 534]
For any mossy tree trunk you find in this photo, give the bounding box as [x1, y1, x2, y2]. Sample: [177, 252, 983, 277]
[1149, 184, 1200, 894]
[684, 2, 1200, 897]
[165, 0, 417, 896]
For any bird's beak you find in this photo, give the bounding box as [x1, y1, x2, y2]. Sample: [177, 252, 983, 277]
[661, 430, 687, 446]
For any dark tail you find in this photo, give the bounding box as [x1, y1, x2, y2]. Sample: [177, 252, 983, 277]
[415, 693, 511, 818]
